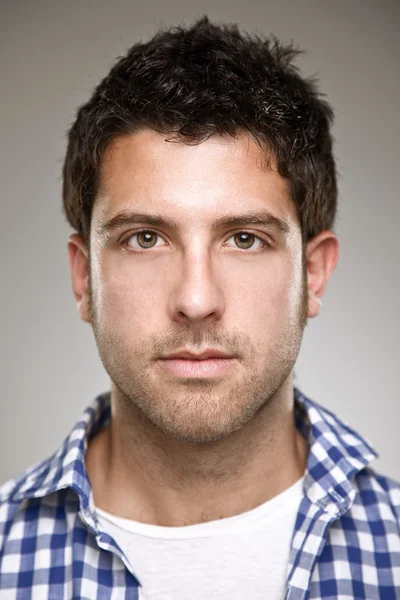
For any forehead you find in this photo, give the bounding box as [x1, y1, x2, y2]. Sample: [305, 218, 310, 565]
[93, 129, 298, 228]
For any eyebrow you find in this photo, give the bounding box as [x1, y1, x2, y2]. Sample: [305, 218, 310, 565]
[97, 210, 290, 237]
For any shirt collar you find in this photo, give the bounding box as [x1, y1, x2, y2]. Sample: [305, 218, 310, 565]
[12, 388, 378, 520]
[11, 393, 111, 516]
[294, 388, 378, 516]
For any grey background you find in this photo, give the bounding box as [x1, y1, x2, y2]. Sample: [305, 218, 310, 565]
[1, 0, 399, 485]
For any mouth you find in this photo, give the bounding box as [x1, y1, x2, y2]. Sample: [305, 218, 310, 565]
[157, 357, 237, 378]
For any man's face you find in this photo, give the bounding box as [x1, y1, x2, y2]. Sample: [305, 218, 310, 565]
[87, 130, 307, 443]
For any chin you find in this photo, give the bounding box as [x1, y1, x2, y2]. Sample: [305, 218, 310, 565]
[159, 423, 239, 444]
[145, 396, 257, 444]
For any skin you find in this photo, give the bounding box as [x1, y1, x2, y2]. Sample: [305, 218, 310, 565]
[69, 129, 339, 526]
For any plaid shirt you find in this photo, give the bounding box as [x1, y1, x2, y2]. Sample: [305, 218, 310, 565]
[1, 389, 399, 599]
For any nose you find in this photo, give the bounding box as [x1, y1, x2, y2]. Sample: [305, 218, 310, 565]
[168, 248, 225, 324]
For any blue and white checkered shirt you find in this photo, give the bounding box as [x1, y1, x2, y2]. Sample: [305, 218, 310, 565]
[1, 389, 399, 599]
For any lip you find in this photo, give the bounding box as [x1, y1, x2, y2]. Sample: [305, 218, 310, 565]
[157, 356, 237, 378]
[161, 348, 234, 360]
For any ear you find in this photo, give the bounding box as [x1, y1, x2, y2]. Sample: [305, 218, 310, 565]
[306, 230, 339, 318]
[68, 233, 91, 323]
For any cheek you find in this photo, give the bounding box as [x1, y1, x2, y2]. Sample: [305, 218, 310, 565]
[92, 255, 168, 335]
[230, 260, 304, 358]
[227, 254, 301, 321]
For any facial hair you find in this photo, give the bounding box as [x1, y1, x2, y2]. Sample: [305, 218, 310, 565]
[89, 264, 308, 444]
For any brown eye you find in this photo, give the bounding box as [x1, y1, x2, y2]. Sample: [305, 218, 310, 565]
[234, 233, 255, 249]
[137, 232, 158, 248]
[227, 232, 266, 251]
[125, 231, 163, 250]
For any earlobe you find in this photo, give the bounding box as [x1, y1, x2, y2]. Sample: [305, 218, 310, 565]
[68, 234, 92, 324]
[306, 231, 339, 319]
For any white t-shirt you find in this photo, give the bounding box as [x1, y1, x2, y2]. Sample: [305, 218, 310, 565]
[94, 476, 304, 600]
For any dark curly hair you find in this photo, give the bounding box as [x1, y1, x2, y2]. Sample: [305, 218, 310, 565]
[62, 16, 337, 245]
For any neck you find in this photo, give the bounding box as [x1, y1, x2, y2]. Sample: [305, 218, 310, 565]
[86, 376, 308, 526]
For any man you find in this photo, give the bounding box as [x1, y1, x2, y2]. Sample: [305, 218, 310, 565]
[0, 16, 399, 600]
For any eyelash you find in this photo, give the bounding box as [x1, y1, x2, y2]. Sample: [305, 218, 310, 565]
[120, 229, 269, 252]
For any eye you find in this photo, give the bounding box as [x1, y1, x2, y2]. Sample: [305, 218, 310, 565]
[225, 232, 267, 251]
[123, 230, 166, 250]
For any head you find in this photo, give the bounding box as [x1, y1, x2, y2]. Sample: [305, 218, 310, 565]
[66, 17, 339, 443]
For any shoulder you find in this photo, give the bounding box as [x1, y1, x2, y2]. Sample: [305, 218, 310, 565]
[0, 463, 40, 554]
[356, 467, 400, 512]
[0, 455, 54, 506]
[348, 467, 400, 531]
[0, 471, 82, 595]
[0, 458, 78, 553]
